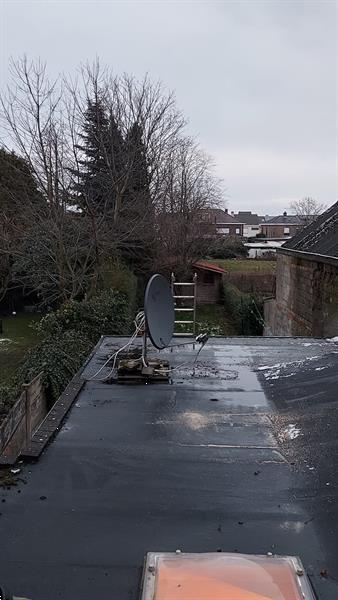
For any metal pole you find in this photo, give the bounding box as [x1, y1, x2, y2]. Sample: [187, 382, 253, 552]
[193, 273, 197, 335]
[142, 327, 148, 366]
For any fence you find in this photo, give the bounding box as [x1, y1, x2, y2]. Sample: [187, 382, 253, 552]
[0, 372, 47, 460]
[226, 271, 276, 296]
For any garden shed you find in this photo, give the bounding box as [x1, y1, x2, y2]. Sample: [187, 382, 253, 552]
[193, 260, 227, 303]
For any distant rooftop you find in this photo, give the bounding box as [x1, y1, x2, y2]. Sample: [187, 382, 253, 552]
[265, 212, 303, 225]
[234, 211, 265, 225]
[201, 208, 245, 224]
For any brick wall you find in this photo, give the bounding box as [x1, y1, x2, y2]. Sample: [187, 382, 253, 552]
[264, 252, 338, 336]
[261, 224, 301, 238]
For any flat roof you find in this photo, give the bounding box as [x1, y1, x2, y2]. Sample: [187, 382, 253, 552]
[0, 337, 338, 600]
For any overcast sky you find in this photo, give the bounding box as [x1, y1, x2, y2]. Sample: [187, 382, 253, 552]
[1, 0, 337, 214]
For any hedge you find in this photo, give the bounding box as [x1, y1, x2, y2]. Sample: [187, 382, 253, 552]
[1, 288, 135, 410]
[223, 282, 264, 335]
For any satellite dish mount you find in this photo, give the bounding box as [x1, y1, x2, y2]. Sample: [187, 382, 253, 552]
[117, 274, 174, 382]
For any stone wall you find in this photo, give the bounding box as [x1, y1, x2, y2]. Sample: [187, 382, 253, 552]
[264, 251, 338, 337]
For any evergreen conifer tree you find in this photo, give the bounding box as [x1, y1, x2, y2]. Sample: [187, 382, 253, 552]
[72, 97, 124, 216]
[121, 122, 155, 274]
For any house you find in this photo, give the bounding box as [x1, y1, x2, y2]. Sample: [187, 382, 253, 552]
[233, 211, 265, 238]
[260, 211, 303, 239]
[264, 202, 338, 337]
[244, 240, 284, 258]
[201, 208, 245, 237]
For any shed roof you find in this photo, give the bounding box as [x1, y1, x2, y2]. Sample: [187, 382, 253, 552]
[282, 201, 338, 258]
[193, 260, 227, 274]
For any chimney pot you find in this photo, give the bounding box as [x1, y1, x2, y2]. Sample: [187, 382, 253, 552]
[283, 211, 287, 216]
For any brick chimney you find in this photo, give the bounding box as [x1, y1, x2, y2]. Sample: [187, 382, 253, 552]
[224, 208, 228, 214]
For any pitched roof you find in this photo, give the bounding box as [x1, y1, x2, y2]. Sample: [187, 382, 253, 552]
[282, 201, 338, 258]
[201, 208, 244, 224]
[264, 214, 302, 225]
[234, 212, 265, 225]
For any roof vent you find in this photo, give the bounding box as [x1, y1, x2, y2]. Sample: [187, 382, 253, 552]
[283, 211, 287, 217]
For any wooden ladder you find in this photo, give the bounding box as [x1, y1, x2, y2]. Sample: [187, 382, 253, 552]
[171, 273, 197, 336]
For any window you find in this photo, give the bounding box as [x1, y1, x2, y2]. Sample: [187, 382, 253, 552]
[236, 228, 240, 234]
[219, 227, 229, 234]
[284, 227, 290, 235]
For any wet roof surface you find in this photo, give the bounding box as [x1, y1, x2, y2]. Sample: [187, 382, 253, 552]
[1, 337, 338, 600]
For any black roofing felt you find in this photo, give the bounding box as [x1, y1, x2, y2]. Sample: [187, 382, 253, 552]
[283, 201, 338, 258]
[1, 336, 338, 600]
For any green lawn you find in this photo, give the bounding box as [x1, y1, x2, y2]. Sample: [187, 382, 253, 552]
[174, 304, 236, 336]
[206, 259, 276, 273]
[0, 314, 41, 385]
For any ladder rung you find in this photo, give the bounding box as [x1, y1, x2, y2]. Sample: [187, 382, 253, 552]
[175, 320, 194, 324]
[174, 308, 194, 311]
[173, 332, 194, 336]
[174, 295, 194, 299]
[173, 282, 195, 286]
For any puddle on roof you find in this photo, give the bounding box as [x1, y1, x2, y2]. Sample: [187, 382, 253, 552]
[173, 362, 238, 380]
[171, 360, 270, 409]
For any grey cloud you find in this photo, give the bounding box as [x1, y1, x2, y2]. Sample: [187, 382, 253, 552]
[1, 0, 336, 213]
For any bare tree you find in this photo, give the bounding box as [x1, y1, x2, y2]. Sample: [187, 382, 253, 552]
[156, 137, 222, 276]
[66, 64, 188, 275]
[0, 59, 109, 305]
[290, 197, 327, 225]
[0, 58, 224, 303]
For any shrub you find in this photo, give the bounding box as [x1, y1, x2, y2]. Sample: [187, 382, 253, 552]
[223, 282, 263, 335]
[208, 236, 248, 259]
[37, 289, 133, 343]
[0, 384, 19, 420]
[15, 288, 135, 404]
[15, 330, 92, 402]
[99, 260, 137, 306]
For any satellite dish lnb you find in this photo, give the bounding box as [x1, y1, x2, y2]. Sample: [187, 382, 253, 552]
[144, 274, 174, 349]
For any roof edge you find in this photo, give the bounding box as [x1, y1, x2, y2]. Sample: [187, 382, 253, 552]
[278, 247, 338, 268]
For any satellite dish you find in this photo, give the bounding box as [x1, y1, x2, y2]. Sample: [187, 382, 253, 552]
[144, 274, 174, 349]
